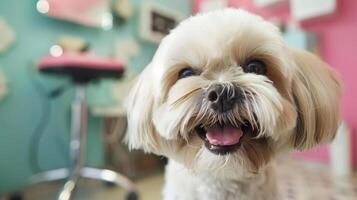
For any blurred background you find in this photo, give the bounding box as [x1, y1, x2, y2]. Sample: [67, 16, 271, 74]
[0, 0, 356, 199]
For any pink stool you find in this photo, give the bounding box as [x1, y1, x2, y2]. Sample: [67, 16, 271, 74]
[32, 53, 138, 200]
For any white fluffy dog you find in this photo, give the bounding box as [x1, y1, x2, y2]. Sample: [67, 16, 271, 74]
[125, 9, 341, 200]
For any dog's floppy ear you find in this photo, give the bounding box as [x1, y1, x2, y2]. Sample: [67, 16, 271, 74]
[291, 48, 342, 150]
[125, 64, 158, 152]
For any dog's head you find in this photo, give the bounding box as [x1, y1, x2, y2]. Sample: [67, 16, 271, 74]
[125, 9, 341, 178]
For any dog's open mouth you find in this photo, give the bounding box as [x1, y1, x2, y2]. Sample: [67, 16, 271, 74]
[195, 122, 254, 155]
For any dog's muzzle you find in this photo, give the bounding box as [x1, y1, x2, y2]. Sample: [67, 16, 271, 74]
[193, 83, 256, 155]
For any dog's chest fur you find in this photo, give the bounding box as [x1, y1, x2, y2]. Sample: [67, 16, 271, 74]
[162, 160, 279, 200]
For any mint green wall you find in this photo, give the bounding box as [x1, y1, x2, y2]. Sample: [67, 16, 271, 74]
[0, 0, 191, 194]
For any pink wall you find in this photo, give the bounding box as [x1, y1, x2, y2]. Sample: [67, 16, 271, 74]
[193, 0, 357, 166]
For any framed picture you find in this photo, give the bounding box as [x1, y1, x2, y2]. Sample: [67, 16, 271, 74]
[140, 2, 184, 43]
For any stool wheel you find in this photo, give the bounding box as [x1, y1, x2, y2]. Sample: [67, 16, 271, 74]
[126, 191, 139, 200]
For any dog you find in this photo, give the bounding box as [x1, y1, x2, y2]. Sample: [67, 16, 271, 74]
[125, 9, 341, 200]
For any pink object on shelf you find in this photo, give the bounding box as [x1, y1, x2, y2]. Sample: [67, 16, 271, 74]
[43, 0, 110, 27]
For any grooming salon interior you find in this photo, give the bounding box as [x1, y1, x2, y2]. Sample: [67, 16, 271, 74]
[1, 0, 357, 199]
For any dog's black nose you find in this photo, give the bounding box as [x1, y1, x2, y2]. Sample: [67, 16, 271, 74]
[206, 84, 239, 113]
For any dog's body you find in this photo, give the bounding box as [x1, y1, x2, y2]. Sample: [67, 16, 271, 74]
[125, 9, 341, 200]
[163, 160, 278, 200]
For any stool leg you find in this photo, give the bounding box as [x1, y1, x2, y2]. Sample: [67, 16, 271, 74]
[30, 85, 138, 200]
[32, 168, 69, 184]
[80, 167, 136, 192]
[57, 85, 87, 200]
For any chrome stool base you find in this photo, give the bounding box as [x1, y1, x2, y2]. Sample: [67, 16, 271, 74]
[31, 86, 137, 200]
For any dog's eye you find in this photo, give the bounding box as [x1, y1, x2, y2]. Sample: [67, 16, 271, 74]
[244, 60, 267, 75]
[178, 68, 195, 79]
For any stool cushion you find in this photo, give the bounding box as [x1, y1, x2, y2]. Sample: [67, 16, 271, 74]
[39, 53, 126, 83]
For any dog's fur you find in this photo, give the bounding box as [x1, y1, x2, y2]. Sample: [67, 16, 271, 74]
[125, 9, 341, 200]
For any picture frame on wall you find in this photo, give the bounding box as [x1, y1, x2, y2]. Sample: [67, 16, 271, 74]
[139, 2, 184, 43]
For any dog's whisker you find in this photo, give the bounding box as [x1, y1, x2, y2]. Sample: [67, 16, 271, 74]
[170, 88, 201, 108]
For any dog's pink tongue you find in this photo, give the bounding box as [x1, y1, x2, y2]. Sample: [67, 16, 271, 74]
[206, 127, 243, 146]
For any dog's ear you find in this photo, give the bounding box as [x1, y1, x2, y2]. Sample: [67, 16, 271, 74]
[125, 64, 158, 152]
[291, 48, 342, 150]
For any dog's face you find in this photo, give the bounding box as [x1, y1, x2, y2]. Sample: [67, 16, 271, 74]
[126, 9, 341, 178]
